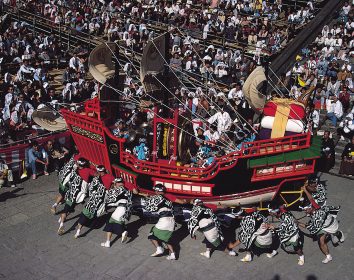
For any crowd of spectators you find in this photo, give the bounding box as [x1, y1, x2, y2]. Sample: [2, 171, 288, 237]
[0, 18, 100, 144]
[283, 1, 354, 176]
[1, 0, 353, 186]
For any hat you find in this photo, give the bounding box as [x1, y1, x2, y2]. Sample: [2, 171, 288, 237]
[96, 165, 106, 172]
[113, 177, 124, 183]
[231, 206, 244, 216]
[77, 158, 88, 167]
[307, 174, 318, 184]
[115, 119, 124, 126]
[153, 183, 166, 193]
[267, 201, 280, 214]
[193, 198, 203, 206]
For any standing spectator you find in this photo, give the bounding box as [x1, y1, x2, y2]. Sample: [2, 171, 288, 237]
[339, 135, 354, 176]
[44, 140, 69, 172]
[319, 131, 335, 172]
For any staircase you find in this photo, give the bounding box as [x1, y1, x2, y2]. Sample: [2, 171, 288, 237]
[317, 109, 353, 180]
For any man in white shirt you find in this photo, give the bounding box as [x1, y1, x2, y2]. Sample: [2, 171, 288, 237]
[69, 54, 80, 72]
[326, 95, 343, 126]
[208, 108, 232, 134]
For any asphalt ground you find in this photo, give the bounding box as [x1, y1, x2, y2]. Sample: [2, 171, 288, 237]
[0, 172, 353, 280]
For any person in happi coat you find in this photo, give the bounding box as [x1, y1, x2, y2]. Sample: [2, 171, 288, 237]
[101, 177, 138, 248]
[74, 165, 114, 238]
[188, 199, 224, 259]
[301, 175, 327, 207]
[227, 210, 277, 262]
[51, 155, 77, 214]
[298, 202, 345, 264]
[139, 184, 186, 260]
[57, 158, 95, 235]
[267, 202, 305, 266]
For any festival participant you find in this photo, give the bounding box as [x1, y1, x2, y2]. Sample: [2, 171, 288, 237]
[51, 155, 76, 214]
[101, 177, 138, 248]
[298, 203, 345, 264]
[301, 175, 327, 207]
[267, 202, 305, 266]
[57, 158, 95, 235]
[227, 209, 277, 262]
[74, 165, 113, 238]
[139, 184, 187, 260]
[188, 198, 224, 259]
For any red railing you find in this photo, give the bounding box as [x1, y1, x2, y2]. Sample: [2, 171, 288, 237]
[241, 132, 311, 158]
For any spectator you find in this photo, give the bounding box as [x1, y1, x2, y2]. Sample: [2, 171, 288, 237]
[338, 107, 354, 139]
[326, 94, 343, 126]
[28, 141, 49, 179]
[339, 135, 354, 176]
[44, 140, 69, 172]
[0, 158, 15, 188]
[319, 131, 335, 172]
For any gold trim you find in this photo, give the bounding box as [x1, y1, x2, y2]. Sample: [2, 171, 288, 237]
[71, 125, 103, 143]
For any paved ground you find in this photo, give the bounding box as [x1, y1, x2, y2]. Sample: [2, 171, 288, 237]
[0, 173, 353, 280]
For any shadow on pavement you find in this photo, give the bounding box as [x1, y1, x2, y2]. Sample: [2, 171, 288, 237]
[0, 188, 25, 202]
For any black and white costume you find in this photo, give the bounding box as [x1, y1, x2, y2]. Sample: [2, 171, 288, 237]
[188, 204, 224, 248]
[78, 176, 107, 226]
[306, 206, 341, 236]
[275, 212, 302, 252]
[103, 186, 133, 235]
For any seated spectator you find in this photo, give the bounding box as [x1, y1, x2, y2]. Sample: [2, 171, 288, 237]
[338, 107, 354, 139]
[339, 135, 354, 176]
[0, 158, 15, 188]
[112, 119, 129, 139]
[319, 131, 335, 172]
[326, 94, 343, 126]
[28, 141, 49, 179]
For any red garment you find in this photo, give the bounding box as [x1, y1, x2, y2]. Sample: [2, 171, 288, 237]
[164, 193, 178, 203]
[78, 167, 96, 182]
[101, 173, 115, 190]
[310, 199, 320, 210]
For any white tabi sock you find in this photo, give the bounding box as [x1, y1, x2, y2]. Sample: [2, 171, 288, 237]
[59, 222, 64, 228]
[52, 203, 58, 208]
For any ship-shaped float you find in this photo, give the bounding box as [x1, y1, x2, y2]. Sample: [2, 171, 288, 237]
[60, 33, 321, 208]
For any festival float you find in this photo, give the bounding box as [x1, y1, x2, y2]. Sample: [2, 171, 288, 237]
[56, 33, 321, 208]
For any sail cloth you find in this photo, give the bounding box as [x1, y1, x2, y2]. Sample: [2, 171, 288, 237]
[242, 66, 267, 113]
[140, 33, 167, 96]
[88, 43, 116, 84]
